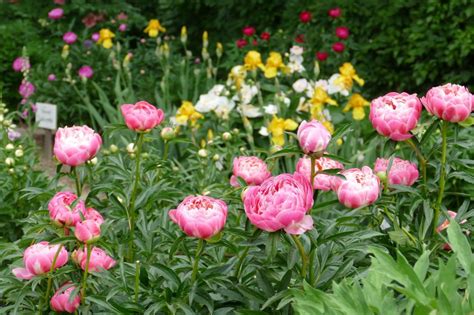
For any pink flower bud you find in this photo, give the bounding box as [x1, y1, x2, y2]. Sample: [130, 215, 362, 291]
[328, 7, 341, 18]
[121, 101, 164, 132]
[12, 57, 30, 72]
[243, 173, 314, 234]
[48, 8, 64, 20]
[54, 125, 102, 166]
[50, 282, 80, 313]
[242, 26, 256, 37]
[436, 211, 468, 251]
[91, 32, 100, 42]
[332, 42, 345, 53]
[48, 74, 57, 81]
[369, 92, 422, 141]
[75, 219, 101, 243]
[230, 156, 271, 187]
[297, 120, 332, 154]
[48, 192, 86, 227]
[260, 32, 271, 41]
[63, 32, 77, 44]
[118, 23, 127, 32]
[236, 38, 248, 48]
[72, 247, 116, 272]
[18, 81, 35, 99]
[296, 156, 343, 191]
[316, 51, 328, 61]
[169, 195, 228, 239]
[332, 166, 380, 208]
[421, 83, 473, 123]
[299, 11, 312, 23]
[12, 242, 68, 280]
[78, 65, 94, 79]
[374, 157, 419, 187]
[335, 26, 349, 39]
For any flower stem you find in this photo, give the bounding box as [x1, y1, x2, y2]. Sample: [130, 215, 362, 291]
[310, 156, 316, 191]
[434, 120, 448, 234]
[81, 244, 93, 304]
[191, 239, 205, 285]
[38, 244, 63, 314]
[163, 141, 169, 161]
[234, 246, 250, 279]
[405, 138, 427, 194]
[127, 132, 145, 262]
[71, 166, 82, 197]
[134, 260, 141, 303]
[290, 234, 308, 280]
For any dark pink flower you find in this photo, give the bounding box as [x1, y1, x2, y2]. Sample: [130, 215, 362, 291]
[332, 42, 345, 53]
[335, 26, 350, 39]
[243, 26, 256, 37]
[299, 11, 312, 23]
[236, 38, 248, 48]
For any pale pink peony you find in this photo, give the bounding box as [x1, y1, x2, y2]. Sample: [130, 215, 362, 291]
[54, 125, 102, 166]
[332, 166, 380, 208]
[121, 101, 164, 132]
[18, 81, 35, 99]
[48, 8, 64, 20]
[74, 219, 101, 243]
[421, 83, 473, 122]
[12, 242, 68, 280]
[48, 74, 57, 81]
[297, 120, 332, 154]
[369, 92, 422, 141]
[72, 247, 116, 272]
[374, 157, 419, 186]
[91, 32, 100, 42]
[436, 211, 468, 251]
[78, 65, 93, 79]
[230, 156, 271, 187]
[169, 195, 228, 239]
[296, 156, 344, 191]
[12, 57, 30, 72]
[50, 282, 80, 313]
[118, 23, 127, 32]
[48, 191, 86, 227]
[243, 173, 314, 234]
[63, 32, 77, 44]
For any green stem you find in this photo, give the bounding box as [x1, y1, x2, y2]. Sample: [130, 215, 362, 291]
[290, 235, 308, 280]
[163, 141, 169, 161]
[134, 260, 141, 303]
[191, 239, 205, 284]
[434, 120, 448, 234]
[234, 246, 250, 279]
[127, 133, 145, 261]
[72, 166, 82, 197]
[38, 244, 63, 314]
[405, 138, 427, 194]
[81, 244, 93, 304]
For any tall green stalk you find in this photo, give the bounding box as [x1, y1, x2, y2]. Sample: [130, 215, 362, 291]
[291, 235, 308, 280]
[191, 239, 205, 284]
[80, 244, 93, 304]
[434, 120, 448, 234]
[38, 245, 63, 314]
[71, 166, 82, 197]
[405, 138, 427, 194]
[127, 132, 145, 261]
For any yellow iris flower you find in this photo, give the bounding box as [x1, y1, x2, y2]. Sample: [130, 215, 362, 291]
[98, 29, 115, 49]
[267, 115, 298, 146]
[311, 87, 338, 108]
[228, 65, 247, 90]
[176, 101, 203, 126]
[244, 51, 265, 71]
[343, 93, 370, 120]
[264, 52, 287, 78]
[144, 19, 166, 37]
[334, 63, 364, 91]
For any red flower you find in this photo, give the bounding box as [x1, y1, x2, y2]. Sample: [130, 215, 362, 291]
[295, 34, 305, 43]
[243, 26, 256, 37]
[299, 11, 312, 23]
[332, 42, 345, 53]
[316, 51, 329, 61]
[252, 39, 258, 46]
[260, 32, 270, 41]
[328, 7, 341, 18]
[335, 26, 350, 39]
[236, 38, 248, 49]
[82, 12, 105, 28]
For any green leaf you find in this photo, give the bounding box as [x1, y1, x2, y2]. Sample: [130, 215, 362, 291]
[446, 219, 473, 273]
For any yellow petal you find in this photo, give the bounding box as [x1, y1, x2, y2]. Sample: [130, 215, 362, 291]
[284, 119, 298, 131]
[271, 135, 284, 146]
[176, 115, 187, 125]
[326, 98, 338, 106]
[264, 67, 277, 79]
[342, 103, 351, 113]
[149, 29, 158, 37]
[353, 107, 366, 120]
[103, 39, 113, 49]
[353, 75, 364, 86]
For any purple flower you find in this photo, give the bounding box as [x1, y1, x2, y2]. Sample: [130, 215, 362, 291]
[78, 66, 94, 79]
[48, 8, 64, 20]
[12, 57, 30, 72]
[8, 129, 21, 141]
[48, 74, 57, 81]
[19, 81, 36, 99]
[83, 40, 93, 49]
[63, 32, 77, 44]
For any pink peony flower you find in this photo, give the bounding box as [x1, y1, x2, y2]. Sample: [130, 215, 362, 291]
[169, 195, 228, 239]
[335, 26, 349, 39]
[12, 242, 68, 280]
[260, 32, 270, 41]
[316, 51, 328, 61]
[78, 65, 94, 79]
[296, 156, 344, 191]
[48, 8, 64, 20]
[83, 207, 104, 225]
[297, 120, 332, 154]
[63, 32, 77, 44]
[72, 247, 116, 272]
[436, 211, 468, 251]
[75, 219, 101, 243]
[91, 32, 100, 42]
[230, 156, 271, 187]
[48, 191, 86, 227]
[50, 282, 80, 313]
[118, 23, 127, 32]
[54, 125, 102, 166]
[121, 101, 164, 132]
[243, 26, 256, 37]
[117, 12, 128, 20]
[18, 81, 35, 99]
[332, 42, 345, 53]
[236, 38, 248, 48]
[421, 83, 473, 123]
[48, 74, 56, 81]
[369, 92, 422, 141]
[299, 11, 312, 23]
[374, 157, 419, 186]
[243, 173, 314, 235]
[332, 166, 380, 208]
[328, 7, 341, 18]
[12, 57, 30, 72]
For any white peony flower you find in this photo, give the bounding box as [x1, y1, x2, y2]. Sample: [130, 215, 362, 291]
[239, 104, 262, 118]
[292, 78, 309, 93]
[259, 126, 269, 136]
[264, 104, 278, 115]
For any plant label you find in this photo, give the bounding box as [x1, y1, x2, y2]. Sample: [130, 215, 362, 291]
[35, 103, 57, 130]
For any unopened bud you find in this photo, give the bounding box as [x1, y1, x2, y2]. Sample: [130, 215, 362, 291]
[222, 132, 232, 141]
[127, 143, 135, 153]
[198, 149, 208, 158]
[161, 127, 175, 140]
